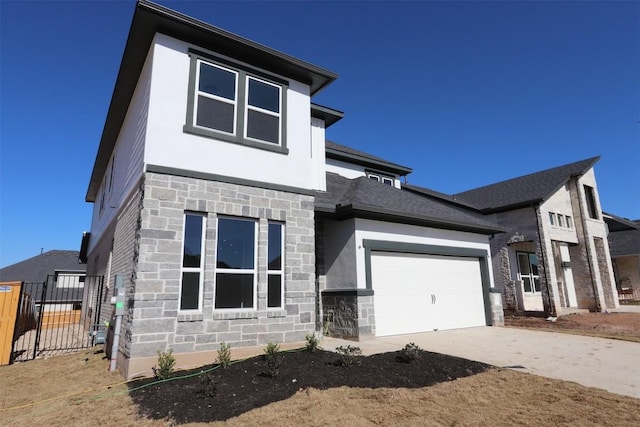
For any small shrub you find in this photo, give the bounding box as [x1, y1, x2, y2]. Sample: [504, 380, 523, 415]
[335, 345, 362, 367]
[263, 341, 282, 377]
[152, 349, 176, 380]
[397, 342, 422, 363]
[216, 342, 231, 369]
[198, 372, 217, 398]
[305, 332, 319, 352]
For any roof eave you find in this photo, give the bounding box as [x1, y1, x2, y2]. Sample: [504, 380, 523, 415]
[325, 149, 413, 176]
[311, 103, 344, 128]
[332, 203, 505, 235]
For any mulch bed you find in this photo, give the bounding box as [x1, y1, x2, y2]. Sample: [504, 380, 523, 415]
[128, 347, 490, 423]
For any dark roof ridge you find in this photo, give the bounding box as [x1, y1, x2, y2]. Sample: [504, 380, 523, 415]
[461, 156, 599, 194]
[325, 140, 413, 175]
[402, 183, 479, 211]
[453, 156, 600, 212]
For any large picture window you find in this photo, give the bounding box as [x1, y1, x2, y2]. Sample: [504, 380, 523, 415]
[267, 223, 284, 308]
[180, 214, 205, 311]
[185, 51, 287, 152]
[215, 217, 257, 309]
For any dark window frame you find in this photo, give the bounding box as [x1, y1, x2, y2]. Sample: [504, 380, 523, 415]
[267, 222, 284, 308]
[584, 185, 599, 219]
[184, 50, 289, 155]
[180, 213, 206, 311]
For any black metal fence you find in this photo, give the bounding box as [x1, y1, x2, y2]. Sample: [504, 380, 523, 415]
[11, 275, 105, 362]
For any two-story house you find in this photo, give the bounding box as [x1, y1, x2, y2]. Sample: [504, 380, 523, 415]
[83, 1, 506, 378]
[406, 157, 620, 316]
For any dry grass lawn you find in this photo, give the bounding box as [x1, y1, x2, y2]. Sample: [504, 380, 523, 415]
[1, 348, 639, 426]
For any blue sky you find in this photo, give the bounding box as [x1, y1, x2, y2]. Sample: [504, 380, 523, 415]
[1, 0, 638, 268]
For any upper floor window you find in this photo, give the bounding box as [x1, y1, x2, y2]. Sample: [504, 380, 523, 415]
[367, 172, 394, 186]
[549, 212, 556, 226]
[565, 215, 573, 229]
[584, 185, 599, 219]
[185, 50, 288, 154]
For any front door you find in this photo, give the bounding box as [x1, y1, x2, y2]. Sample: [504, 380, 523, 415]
[517, 252, 543, 311]
[559, 243, 578, 307]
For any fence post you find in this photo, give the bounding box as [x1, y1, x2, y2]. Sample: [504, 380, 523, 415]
[32, 278, 49, 360]
[9, 282, 26, 364]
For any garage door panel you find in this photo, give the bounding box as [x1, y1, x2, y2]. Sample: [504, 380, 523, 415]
[371, 251, 486, 336]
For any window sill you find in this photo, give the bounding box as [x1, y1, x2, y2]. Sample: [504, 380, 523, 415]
[212, 310, 258, 320]
[177, 312, 204, 322]
[266, 309, 287, 318]
[183, 124, 289, 155]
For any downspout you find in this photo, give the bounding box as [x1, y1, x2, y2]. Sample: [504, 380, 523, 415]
[534, 205, 555, 316]
[575, 181, 601, 312]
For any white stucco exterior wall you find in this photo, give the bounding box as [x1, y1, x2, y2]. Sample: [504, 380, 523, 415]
[144, 33, 321, 191]
[353, 219, 495, 290]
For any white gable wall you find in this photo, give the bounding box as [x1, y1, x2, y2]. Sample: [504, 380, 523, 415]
[145, 34, 321, 191]
[88, 48, 152, 254]
[540, 183, 579, 244]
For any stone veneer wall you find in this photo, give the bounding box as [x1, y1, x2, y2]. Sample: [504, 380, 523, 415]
[321, 291, 375, 339]
[594, 237, 616, 308]
[127, 172, 316, 363]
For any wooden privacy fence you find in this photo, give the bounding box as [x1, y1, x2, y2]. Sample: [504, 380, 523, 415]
[0, 282, 22, 365]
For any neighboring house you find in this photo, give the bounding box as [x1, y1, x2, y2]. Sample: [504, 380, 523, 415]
[84, 1, 506, 378]
[0, 250, 88, 332]
[0, 250, 87, 313]
[604, 213, 640, 301]
[406, 157, 619, 316]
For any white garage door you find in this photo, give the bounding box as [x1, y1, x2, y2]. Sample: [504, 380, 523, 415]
[371, 251, 487, 337]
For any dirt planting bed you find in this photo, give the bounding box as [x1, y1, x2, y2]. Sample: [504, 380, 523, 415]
[129, 347, 489, 423]
[505, 312, 640, 342]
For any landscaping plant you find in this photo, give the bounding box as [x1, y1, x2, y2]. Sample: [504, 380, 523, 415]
[198, 372, 217, 398]
[217, 342, 231, 369]
[335, 345, 362, 367]
[263, 341, 282, 377]
[152, 349, 176, 380]
[305, 332, 319, 352]
[397, 342, 422, 363]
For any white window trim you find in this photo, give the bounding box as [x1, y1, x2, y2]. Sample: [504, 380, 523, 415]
[549, 212, 556, 226]
[179, 213, 206, 313]
[267, 222, 284, 308]
[244, 76, 282, 145]
[214, 217, 258, 311]
[382, 177, 394, 186]
[193, 59, 239, 137]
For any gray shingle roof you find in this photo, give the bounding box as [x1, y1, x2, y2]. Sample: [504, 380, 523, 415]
[316, 173, 504, 234]
[403, 183, 478, 210]
[325, 141, 413, 175]
[608, 229, 640, 257]
[0, 250, 85, 283]
[604, 213, 640, 257]
[454, 157, 600, 213]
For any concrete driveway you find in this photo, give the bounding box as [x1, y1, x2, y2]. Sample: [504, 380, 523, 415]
[322, 327, 640, 398]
